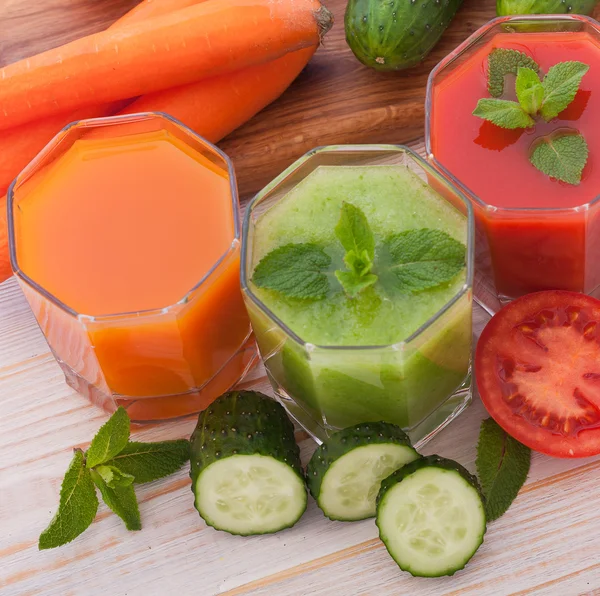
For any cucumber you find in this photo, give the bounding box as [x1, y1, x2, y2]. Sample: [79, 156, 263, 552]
[306, 422, 419, 521]
[497, 0, 597, 15]
[376, 455, 486, 577]
[190, 391, 307, 536]
[345, 0, 464, 72]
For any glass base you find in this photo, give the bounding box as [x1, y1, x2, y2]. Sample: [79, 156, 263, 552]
[269, 372, 473, 450]
[58, 336, 260, 422]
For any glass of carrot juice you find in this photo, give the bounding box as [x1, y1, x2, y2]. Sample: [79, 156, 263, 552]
[8, 112, 258, 421]
[426, 15, 600, 314]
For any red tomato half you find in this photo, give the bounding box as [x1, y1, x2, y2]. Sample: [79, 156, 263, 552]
[475, 291, 600, 458]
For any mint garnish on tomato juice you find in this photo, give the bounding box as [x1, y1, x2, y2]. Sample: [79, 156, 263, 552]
[252, 202, 466, 300]
[473, 48, 590, 185]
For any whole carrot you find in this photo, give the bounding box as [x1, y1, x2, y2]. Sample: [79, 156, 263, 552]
[120, 46, 316, 143]
[112, 0, 204, 25]
[0, 0, 332, 131]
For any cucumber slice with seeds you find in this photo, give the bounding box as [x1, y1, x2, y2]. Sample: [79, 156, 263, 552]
[376, 455, 486, 577]
[190, 391, 307, 535]
[307, 422, 420, 521]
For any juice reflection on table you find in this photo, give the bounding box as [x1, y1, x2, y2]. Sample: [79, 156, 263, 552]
[427, 16, 600, 312]
[9, 113, 257, 421]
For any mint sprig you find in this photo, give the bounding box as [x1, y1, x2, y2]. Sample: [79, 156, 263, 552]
[540, 61, 590, 121]
[252, 204, 466, 300]
[472, 98, 535, 130]
[530, 133, 588, 185]
[515, 67, 544, 115]
[382, 229, 466, 294]
[476, 418, 531, 522]
[474, 50, 590, 185]
[39, 408, 190, 549]
[334, 202, 378, 297]
[251, 244, 331, 300]
[38, 450, 99, 550]
[488, 48, 540, 98]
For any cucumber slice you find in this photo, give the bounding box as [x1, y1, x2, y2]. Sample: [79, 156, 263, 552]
[307, 422, 419, 521]
[190, 391, 307, 536]
[376, 455, 486, 577]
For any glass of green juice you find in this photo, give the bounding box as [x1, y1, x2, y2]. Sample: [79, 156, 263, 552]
[241, 146, 475, 447]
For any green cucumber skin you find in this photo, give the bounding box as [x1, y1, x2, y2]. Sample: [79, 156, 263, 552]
[376, 454, 486, 578]
[345, 0, 464, 71]
[306, 421, 417, 518]
[497, 0, 597, 15]
[190, 391, 306, 531]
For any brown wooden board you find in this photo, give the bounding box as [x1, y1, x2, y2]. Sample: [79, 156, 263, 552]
[0, 0, 498, 196]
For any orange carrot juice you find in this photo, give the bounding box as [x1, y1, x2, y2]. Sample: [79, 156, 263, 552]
[8, 113, 257, 421]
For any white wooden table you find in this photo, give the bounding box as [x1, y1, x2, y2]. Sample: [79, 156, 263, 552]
[3, 142, 600, 595]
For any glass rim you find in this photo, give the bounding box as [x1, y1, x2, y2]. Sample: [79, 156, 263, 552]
[8, 111, 241, 322]
[425, 13, 600, 214]
[240, 143, 475, 352]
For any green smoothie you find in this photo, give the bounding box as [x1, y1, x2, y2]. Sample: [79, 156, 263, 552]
[245, 163, 472, 438]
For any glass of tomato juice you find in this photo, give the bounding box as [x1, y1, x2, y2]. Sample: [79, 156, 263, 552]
[8, 113, 258, 421]
[426, 15, 600, 314]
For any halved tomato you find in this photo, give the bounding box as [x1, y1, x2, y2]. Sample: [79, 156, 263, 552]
[475, 291, 600, 458]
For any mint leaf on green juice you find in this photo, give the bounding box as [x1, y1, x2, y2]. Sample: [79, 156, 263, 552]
[476, 418, 531, 522]
[105, 440, 191, 484]
[488, 48, 540, 98]
[334, 202, 379, 297]
[39, 409, 190, 549]
[383, 229, 466, 293]
[38, 450, 99, 550]
[253, 205, 466, 300]
[530, 133, 589, 185]
[252, 243, 332, 300]
[91, 469, 142, 531]
[472, 98, 535, 129]
[540, 61, 589, 121]
[335, 201, 375, 263]
[85, 406, 130, 469]
[515, 67, 544, 115]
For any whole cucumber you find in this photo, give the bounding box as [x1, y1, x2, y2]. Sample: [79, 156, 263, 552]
[345, 0, 464, 71]
[497, 0, 597, 15]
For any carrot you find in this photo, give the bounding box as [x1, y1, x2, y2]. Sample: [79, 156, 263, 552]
[0, 0, 332, 131]
[120, 46, 316, 143]
[112, 0, 204, 26]
[0, 0, 208, 198]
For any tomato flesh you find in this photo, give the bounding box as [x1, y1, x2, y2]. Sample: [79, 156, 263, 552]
[475, 291, 600, 458]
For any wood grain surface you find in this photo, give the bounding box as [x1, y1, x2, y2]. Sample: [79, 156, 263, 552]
[0, 0, 498, 196]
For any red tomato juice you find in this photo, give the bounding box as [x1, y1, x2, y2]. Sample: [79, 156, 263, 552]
[430, 31, 600, 300]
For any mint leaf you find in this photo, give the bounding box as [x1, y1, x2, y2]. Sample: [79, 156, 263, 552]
[106, 440, 190, 484]
[473, 99, 535, 129]
[516, 67, 544, 115]
[476, 418, 531, 522]
[91, 469, 141, 531]
[382, 229, 466, 293]
[488, 48, 539, 98]
[95, 464, 135, 488]
[530, 133, 588, 185]
[344, 249, 372, 278]
[39, 450, 99, 549]
[335, 202, 375, 262]
[86, 407, 130, 469]
[335, 270, 377, 297]
[252, 243, 331, 300]
[541, 61, 589, 121]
